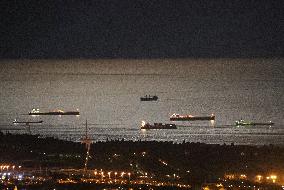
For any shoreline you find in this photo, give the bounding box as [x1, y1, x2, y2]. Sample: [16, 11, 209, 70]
[1, 125, 284, 147]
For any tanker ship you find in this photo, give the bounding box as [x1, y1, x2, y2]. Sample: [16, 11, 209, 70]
[170, 113, 215, 121]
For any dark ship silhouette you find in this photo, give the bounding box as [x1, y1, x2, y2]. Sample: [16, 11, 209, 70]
[140, 95, 158, 101]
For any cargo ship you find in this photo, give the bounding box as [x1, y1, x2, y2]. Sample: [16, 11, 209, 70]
[29, 108, 80, 116]
[141, 121, 177, 129]
[170, 113, 215, 121]
[140, 95, 158, 101]
[235, 120, 274, 126]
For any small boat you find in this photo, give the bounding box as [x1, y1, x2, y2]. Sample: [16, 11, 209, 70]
[235, 119, 274, 126]
[170, 113, 215, 121]
[140, 95, 158, 101]
[141, 121, 177, 129]
[13, 119, 43, 125]
[29, 108, 80, 115]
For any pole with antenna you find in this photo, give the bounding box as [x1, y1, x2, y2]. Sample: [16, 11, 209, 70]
[81, 119, 92, 176]
[26, 123, 31, 134]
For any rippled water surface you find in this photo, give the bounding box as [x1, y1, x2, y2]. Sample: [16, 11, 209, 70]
[0, 59, 283, 145]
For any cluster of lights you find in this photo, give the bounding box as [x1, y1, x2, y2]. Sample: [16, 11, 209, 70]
[158, 159, 168, 166]
[266, 175, 277, 183]
[0, 165, 21, 171]
[239, 174, 247, 179]
[78, 175, 190, 188]
[0, 165, 10, 170]
[57, 168, 192, 188]
[0, 164, 25, 184]
[0, 173, 24, 181]
[254, 174, 278, 183]
[93, 171, 131, 180]
[205, 183, 274, 190]
[225, 173, 280, 184]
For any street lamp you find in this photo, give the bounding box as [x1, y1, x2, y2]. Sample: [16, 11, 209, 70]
[108, 172, 111, 179]
[114, 172, 117, 180]
[256, 175, 262, 181]
[128, 172, 131, 181]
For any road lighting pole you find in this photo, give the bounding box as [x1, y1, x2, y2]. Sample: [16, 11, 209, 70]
[128, 172, 131, 181]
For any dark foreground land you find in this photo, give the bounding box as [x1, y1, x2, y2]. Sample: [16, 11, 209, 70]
[0, 132, 283, 189]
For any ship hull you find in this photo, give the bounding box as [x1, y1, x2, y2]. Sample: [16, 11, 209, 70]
[236, 122, 274, 126]
[170, 116, 215, 121]
[140, 98, 157, 101]
[13, 121, 43, 124]
[29, 112, 80, 115]
[141, 126, 177, 129]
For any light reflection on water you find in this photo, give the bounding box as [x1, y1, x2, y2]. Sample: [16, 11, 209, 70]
[1, 123, 283, 146]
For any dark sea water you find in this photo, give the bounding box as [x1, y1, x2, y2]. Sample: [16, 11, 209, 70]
[0, 59, 283, 146]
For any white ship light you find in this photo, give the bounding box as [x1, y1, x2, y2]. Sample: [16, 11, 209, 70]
[210, 119, 215, 126]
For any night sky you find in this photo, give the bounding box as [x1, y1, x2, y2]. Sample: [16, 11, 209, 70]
[0, 0, 283, 58]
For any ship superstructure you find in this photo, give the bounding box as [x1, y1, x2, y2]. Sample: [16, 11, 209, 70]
[141, 121, 177, 129]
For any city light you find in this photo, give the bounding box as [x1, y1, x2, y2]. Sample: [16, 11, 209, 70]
[240, 174, 247, 179]
[256, 175, 263, 181]
[1, 163, 281, 190]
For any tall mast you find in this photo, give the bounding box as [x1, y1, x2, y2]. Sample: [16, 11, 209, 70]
[81, 119, 92, 175]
